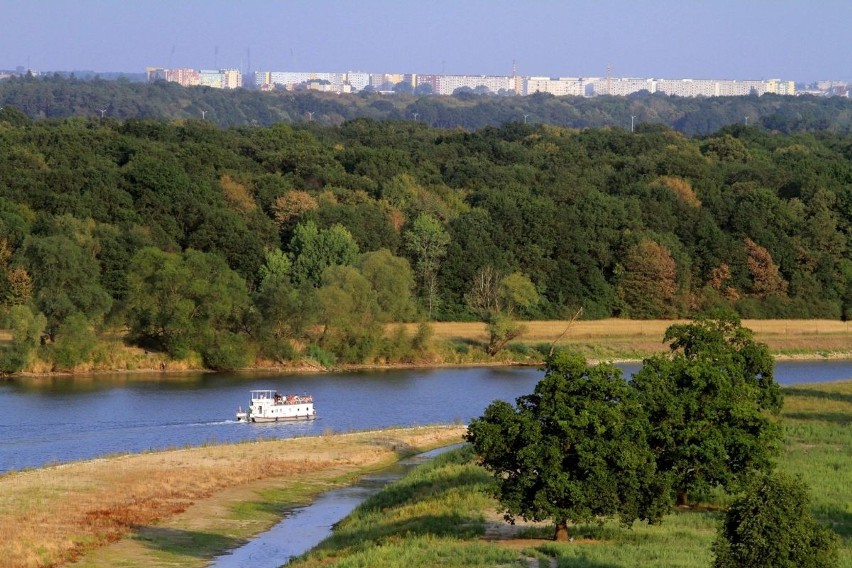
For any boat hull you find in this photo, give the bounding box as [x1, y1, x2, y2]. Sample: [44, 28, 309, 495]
[248, 414, 317, 423]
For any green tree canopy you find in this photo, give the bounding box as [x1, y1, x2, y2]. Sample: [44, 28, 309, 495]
[123, 247, 252, 368]
[289, 220, 359, 287]
[359, 249, 417, 322]
[631, 316, 783, 505]
[466, 352, 669, 541]
[22, 233, 113, 339]
[315, 264, 382, 362]
[404, 213, 450, 319]
[712, 472, 839, 568]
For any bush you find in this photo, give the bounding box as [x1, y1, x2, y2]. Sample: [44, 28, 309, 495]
[712, 472, 839, 568]
[199, 331, 253, 371]
[412, 321, 433, 351]
[0, 305, 46, 373]
[50, 313, 98, 370]
[259, 335, 297, 363]
[306, 344, 336, 367]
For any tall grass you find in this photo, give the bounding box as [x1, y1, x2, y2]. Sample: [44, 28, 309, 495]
[291, 381, 852, 568]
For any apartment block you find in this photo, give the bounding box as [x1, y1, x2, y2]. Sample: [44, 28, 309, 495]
[434, 75, 514, 95]
[526, 77, 588, 97]
[149, 65, 810, 99]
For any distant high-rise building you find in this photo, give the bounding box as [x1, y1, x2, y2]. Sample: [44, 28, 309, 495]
[150, 64, 807, 99]
[525, 77, 587, 97]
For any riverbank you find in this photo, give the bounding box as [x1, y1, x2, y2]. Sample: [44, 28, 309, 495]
[288, 381, 852, 567]
[6, 319, 852, 379]
[0, 425, 466, 568]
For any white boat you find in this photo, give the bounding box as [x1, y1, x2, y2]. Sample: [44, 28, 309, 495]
[235, 389, 317, 423]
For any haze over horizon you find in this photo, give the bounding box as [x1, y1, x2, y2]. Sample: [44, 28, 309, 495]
[2, 0, 850, 83]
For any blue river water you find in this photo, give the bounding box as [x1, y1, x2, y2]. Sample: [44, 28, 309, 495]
[1, 360, 850, 473]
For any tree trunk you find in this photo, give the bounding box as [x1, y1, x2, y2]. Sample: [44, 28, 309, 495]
[554, 520, 570, 541]
[676, 490, 688, 507]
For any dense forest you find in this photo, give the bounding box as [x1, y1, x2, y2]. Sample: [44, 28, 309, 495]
[2, 74, 852, 135]
[0, 99, 850, 371]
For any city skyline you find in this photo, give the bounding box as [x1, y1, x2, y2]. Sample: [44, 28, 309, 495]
[2, 0, 850, 83]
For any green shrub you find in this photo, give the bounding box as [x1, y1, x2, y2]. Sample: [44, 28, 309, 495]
[0, 305, 46, 373]
[712, 471, 839, 568]
[50, 313, 97, 370]
[260, 335, 297, 363]
[200, 331, 253, 371]
[306, 344, 336, 367]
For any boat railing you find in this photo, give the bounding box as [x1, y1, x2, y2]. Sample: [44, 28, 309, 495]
[251, 391, 313, 405]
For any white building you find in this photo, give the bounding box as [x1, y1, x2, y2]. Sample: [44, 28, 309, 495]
[434, 75, 514, 95]
[524, 77, 587, 96]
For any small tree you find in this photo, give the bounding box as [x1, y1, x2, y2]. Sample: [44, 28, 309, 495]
[712, 472, 839, 568]
[404, 213, 450, 319]
[465, 266, 538, 356]
[466, 352, 669, 541]
[0, 304, 46, 373]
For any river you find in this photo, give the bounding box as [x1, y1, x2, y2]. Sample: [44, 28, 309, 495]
[1, 360, 851, 473]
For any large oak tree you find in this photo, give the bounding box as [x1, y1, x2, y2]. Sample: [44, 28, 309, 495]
[632, 316, 783, 506]
[466, 352, 669, 540]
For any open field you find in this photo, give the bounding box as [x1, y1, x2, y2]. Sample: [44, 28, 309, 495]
[0, 425, 466, 568]
[289, 381, 852, 568]
[417, 318, 852, 361]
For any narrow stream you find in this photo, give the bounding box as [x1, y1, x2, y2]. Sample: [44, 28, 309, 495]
[208, 445, 459, 568]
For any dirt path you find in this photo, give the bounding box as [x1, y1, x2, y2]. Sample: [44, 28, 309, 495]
[0, 426, 466, 568]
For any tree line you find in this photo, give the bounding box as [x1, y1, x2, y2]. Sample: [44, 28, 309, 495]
[2, 74, 852, 135]
[0, 107, 850, 371]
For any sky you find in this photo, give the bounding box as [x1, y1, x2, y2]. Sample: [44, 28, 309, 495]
[1, 0, 849, 83]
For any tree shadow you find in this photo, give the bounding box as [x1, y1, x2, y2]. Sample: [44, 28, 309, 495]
[782, 411, 851, 426]
[314, 512, 488, 553]
[782, 387, 852, 406]
[533, 541, 624, 568]
[132, 525, 245, 559]
[817, 506, 852, 540]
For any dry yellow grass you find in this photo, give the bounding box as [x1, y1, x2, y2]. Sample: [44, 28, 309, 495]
[0, 426, 465, 568]
[406, 319, 852, 358]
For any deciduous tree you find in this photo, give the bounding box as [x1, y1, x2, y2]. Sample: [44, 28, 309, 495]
[404, 213, 450, 319]
[466, 352, 669, 541]
[744, 238, 788, 298]
[617, 237, 678, 318]
[289, 220, 359, 287]
[631, 316, 782, 506]
[465, 267, 539, 356]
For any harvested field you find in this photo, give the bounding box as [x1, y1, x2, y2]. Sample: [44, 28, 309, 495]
[408, 319, 852, 359]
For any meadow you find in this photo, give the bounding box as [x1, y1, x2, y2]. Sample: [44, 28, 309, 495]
[290, 381, 852, 568]
[417, 319, 852, 364]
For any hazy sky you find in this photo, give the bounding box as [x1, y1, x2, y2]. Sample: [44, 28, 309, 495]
[2, 0, 849, 82]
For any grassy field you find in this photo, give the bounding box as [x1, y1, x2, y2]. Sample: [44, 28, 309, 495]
[0, 426, 466, 568]
[288, 381, 852, 568]
[421, 319, 852, 363]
